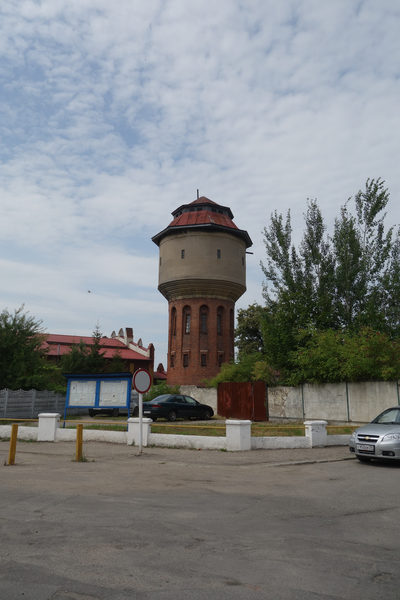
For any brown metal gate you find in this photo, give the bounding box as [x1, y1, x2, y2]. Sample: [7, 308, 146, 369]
[217, 381, 267, 421]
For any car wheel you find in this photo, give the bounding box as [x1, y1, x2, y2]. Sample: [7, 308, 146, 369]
[356, 455, 371, 462]
[203, 409, 211, 420]
[167, 410, 177, 422]
[88, 409, 95, 417]
[151, 417, 157, 422]
[133, 406, 139, 417]
[111, 408, 119, 417]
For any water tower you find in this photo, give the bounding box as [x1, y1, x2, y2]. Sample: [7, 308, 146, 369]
[152, 195, 252, 386]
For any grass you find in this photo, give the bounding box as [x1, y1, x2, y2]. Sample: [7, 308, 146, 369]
[66, 423, 127, 432]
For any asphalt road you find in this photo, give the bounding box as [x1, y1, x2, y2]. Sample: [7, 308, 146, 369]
[1, 442, 399, 600]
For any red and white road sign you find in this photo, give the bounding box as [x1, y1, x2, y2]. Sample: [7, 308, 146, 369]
[133, 369, 152, 394]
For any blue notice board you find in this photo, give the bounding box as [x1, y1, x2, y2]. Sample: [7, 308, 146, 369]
[63, 372, 133, 423]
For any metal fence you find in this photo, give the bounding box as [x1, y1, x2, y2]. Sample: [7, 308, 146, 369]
[0, 389, 86, 419]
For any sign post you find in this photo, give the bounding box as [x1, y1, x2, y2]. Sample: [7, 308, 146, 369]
[133, 369, 152, 453]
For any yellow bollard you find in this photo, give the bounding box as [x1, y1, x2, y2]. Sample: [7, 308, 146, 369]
[8, 423, 18, 466]
[76, 423, 83, 461]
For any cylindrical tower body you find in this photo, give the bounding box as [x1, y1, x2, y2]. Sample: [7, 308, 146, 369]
[152, 197, 252, 386]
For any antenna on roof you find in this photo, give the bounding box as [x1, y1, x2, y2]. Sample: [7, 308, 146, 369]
[197, 189, 199, 199]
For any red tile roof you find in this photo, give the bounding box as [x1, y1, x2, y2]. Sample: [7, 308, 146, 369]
[44, 334, 150, 362]
[168, 210, 239, 230]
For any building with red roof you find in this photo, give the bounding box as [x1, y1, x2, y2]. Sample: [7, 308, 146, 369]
[44, 327, 154, 379]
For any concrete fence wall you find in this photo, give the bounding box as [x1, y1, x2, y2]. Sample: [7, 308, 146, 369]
[268, 381, 400, 423]
[0, 415, 350, 452]
[0, 389, 84, 419]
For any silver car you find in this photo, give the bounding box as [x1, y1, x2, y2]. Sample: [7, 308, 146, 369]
[349, 406, 400, 462]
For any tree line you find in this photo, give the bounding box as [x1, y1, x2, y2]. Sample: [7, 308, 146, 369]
[210, 178, 400, 386]
[0, 310, 126, 392]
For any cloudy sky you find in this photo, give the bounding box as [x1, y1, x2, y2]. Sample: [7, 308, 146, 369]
[1, 0, 400, 368]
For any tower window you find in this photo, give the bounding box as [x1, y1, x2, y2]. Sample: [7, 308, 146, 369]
[183, 354, 189, 367]
[170, 354, 175, 368]
[217, 306, 224, 335]
[218, 353, 224, 367]
[217, 249, 221, 259]
[160, 257, 162, 265]
[181, 249, 185, 259]
[242, 256, 244, 266]
[201, 354, 207, 367]
[201, 313, 207, 333]
[185, 314, 191, 334]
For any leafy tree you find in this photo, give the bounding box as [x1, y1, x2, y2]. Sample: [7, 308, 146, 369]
[0, 305, 54, 390]
[260, 179, 400, 377]
[287, 327, 400, 385]
[235, 303, 266, 360]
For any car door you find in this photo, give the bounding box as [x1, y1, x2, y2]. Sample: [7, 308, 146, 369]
[184, 396, 199, 418]
[173, 395, 189, 419]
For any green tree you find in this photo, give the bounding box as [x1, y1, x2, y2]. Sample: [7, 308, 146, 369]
[0, 305, 53, 390]
[235, 303, 266, 360]
[260, 179, 400, 377]
[86, 323, 106, 373]
[144, 381, 180, 401]
[287, 327, 400, 385]
[60, 339, 90, 374]
[108, 347, 127, 373]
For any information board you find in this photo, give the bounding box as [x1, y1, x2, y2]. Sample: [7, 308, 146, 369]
[69, 380, 97, 406]
[99, 380, 129, 407]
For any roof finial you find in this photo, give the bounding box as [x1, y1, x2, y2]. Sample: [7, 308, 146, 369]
[197, 189, 199, 199]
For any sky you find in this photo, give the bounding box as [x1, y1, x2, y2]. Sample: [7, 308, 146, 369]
[1, 0, 400, 369]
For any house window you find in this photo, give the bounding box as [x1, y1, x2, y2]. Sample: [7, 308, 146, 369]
[185, 314, 191, 334]
[201, 354, 207, 367]
[183, 354, 189, 367]
[217, 249, 221, 259]
[181, 249, 185, 259]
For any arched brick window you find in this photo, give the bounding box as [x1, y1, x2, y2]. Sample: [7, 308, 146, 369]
[217, 306, 224, 335]
[183, 305, 191, 334]
[171, 307, 177, 336]
[200, 305, 208, 334]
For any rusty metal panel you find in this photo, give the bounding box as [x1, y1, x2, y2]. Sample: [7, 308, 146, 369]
[217, 381, 267, 421]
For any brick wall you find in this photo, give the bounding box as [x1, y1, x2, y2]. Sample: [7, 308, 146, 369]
[167, 297, 235, 386]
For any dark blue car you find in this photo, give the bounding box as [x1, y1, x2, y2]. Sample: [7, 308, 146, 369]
[143, 394, 214, 422]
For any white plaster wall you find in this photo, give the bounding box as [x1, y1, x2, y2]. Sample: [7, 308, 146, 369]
[348, 381, 398, 422]
[148, 432, 226, 450]
[326, 434, 351, 446]
[179, 386, 218, 413]
[304, 383, 348, 421]
[268, 386, 303, 419]
[0, 425, 38, 441]
[56, 429, 127, 444]
[251, 436, 309, 450]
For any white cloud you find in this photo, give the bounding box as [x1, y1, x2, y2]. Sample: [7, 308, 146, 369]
[1, 0, 400, 366]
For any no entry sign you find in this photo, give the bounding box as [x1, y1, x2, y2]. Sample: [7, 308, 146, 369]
[133, 369, 152, 394]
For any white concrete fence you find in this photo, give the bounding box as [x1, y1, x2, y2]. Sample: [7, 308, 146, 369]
[0, 414, 351, 451]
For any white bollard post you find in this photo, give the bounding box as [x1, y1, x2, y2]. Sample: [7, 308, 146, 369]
[304, 420, 328, 447]
[127, 418, 152, 447]
[38, 413, 61, 442]
[225, 420, 252, 451]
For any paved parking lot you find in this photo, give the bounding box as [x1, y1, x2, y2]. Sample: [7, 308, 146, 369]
[1, 441, 399, 600]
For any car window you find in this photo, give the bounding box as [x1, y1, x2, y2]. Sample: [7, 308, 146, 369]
[185, 396, 197, 405]
[174, 396, 185, 403]
[373, 408, 400, 424]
